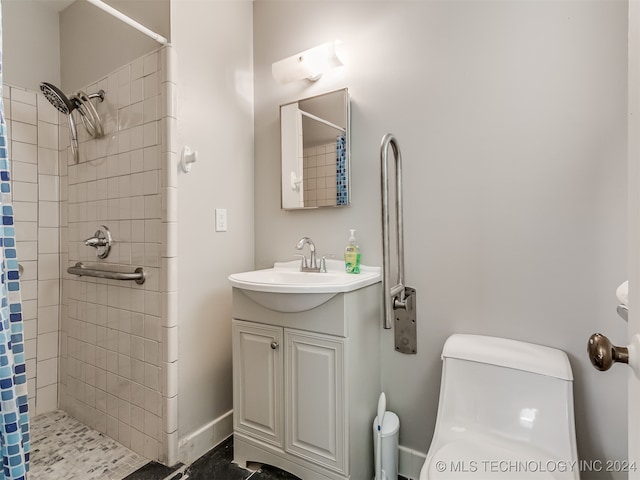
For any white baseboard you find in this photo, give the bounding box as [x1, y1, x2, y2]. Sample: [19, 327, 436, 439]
[177, 412, 425, 479]
[177, 409, 233, 465]
[398, 445, 427, 480]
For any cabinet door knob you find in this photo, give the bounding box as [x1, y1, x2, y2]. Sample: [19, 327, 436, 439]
[271, 341, 279, 350]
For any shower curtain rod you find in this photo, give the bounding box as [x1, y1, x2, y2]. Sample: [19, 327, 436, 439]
[85, 0, 168, 45]
[299, 109, 346, 133]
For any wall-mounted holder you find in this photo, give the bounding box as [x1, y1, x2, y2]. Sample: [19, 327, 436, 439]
[84, 225, 112, 259]
[290, 171, 302, 192]
[181, 146, 198, 173]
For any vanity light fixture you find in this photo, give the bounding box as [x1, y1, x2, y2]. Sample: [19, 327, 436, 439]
[272, 41, 344, 84]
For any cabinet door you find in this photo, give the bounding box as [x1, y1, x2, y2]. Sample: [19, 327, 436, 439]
[285, 329, 346, 473]
[232, 320, 284, 447]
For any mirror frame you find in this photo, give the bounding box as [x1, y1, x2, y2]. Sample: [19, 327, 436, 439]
[280, 88, 351, 210]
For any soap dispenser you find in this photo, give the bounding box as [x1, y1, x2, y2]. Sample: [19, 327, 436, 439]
[344, 229, 361, 274]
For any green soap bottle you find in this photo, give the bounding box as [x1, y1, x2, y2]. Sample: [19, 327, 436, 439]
[344, 229, 361, 274]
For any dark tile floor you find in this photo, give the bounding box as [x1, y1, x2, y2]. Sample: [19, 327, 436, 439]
[124, 436, 410, 480]
[123, 436, 301, 480]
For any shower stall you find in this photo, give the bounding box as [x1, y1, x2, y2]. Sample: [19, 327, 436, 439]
[2, 0, 254, 474]
[6, 43, 179, 465]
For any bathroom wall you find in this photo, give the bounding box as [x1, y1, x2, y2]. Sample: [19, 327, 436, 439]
[170, 0, 254, 464]
[3, 84, 61, 418]
[59, 0, 170, 92]
[2, 0, 62, 91]
[253, 1, 628, 478]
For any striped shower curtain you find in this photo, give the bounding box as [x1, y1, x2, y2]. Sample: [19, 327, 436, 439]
[0, 4, 31, 480]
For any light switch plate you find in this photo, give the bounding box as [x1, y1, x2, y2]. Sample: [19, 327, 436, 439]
[215, 208, 227, 232]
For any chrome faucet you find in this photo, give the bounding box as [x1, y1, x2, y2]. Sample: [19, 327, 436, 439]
[295, 236, 320, 272]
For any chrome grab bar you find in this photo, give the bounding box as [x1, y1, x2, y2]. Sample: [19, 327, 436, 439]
[380, 134, 417, 354]
[67, 262, 145, 285]
[381, 133, 405, 328]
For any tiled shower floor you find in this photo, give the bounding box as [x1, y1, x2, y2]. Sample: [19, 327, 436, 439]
[29, 410, 302, 480]
[30, 410, 149, 480]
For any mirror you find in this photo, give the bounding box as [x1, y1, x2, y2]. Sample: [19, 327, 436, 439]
[280, 88, 350, 209]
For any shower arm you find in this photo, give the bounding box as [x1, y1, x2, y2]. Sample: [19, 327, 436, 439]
[73, 90, 105, 139]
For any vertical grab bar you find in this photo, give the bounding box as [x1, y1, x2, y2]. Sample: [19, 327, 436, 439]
[381, 134, 405, 328]
[380, 134, 417, 353]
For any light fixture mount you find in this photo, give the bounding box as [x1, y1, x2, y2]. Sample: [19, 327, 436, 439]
[272, 41, 344, 84]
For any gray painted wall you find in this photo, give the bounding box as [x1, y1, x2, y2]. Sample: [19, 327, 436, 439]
[172, 0, 254, 463]
[59, 0, 170, 92]
[3, 0, 63, 90]
[253, 1, 628, 474]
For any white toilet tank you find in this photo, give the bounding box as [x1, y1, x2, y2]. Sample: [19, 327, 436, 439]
[421, 334, 579, 480]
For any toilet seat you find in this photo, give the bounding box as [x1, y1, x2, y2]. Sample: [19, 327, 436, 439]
[422, 434, 576, 480]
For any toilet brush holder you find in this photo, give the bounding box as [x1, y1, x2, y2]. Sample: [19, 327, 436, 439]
[373, 411, 399, 480]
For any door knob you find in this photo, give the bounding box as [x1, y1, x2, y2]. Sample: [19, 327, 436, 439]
[587, 333, 640, 376]
[587, 333, 628, 371]
[271, 341, 279, 350]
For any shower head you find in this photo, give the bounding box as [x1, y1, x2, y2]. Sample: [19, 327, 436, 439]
[39, 81, 106, 163]
[39, 82, 75, 115]
[40, 82, 79, 163]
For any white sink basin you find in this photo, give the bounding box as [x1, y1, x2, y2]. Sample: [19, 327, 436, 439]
[229, 259, 381, 312]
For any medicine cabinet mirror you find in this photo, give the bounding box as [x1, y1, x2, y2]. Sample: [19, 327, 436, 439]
[280, 88, 350, 210]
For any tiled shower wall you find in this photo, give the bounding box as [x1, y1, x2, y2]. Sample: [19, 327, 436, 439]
[59, 46, 176, 463]
[3, 85, 61, 417]
[303, 142, 338, 207]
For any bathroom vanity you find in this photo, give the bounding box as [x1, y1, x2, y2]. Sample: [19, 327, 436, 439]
[229, 261, 382, 480]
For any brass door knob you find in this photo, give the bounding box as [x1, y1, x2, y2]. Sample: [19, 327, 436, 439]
[587, 333, 629, 371]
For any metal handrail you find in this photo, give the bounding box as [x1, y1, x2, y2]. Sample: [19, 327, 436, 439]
[380, 133, 406, 329]
[67, 262, 145, 285]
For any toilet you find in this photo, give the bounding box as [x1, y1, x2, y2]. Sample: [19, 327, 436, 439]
[420, 334, 580, 480]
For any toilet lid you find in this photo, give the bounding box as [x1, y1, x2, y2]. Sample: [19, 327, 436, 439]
[421, 439, 577, 480]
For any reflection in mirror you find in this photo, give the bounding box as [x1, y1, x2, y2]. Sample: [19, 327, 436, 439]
[280, 88, 350, 209]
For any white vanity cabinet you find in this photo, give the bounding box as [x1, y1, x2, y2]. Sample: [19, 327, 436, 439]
[231, 283, 381, 480]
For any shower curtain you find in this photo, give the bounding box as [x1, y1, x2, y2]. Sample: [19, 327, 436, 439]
[336, 134, 347, 205]
[0, 4, 30, 480]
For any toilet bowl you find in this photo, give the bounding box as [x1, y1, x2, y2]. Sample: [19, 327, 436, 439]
[420, 334, 580, 480]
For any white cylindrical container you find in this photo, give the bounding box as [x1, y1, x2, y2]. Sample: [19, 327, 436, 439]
[373, 411, 400, 479]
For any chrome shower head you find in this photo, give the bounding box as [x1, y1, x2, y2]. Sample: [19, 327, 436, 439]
[39, 82, 75, 115]
[40, 82, 79, 163]
[39, 81, 106, 163]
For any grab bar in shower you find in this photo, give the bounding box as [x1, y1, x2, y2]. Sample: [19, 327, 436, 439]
[67, 262, 146, 285]
[380, 133, 417, 354]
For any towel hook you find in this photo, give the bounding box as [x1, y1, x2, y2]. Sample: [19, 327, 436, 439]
[181, 146, 198, 173]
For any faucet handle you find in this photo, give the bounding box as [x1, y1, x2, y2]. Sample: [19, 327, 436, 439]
[293, 254, 308, 270]
[84, 225, 112, 259]
[320, 254, 335, 273]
